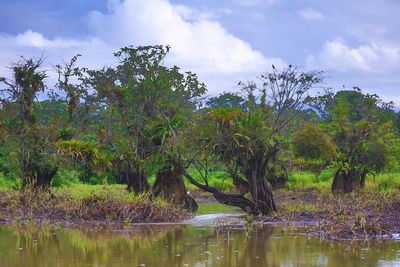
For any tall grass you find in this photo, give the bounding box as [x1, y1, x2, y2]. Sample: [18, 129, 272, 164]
[287, 169, 400, 192]
[366, 172, 400, 192]
[2, 167, 400, 193]
[286, 169, 334, 191]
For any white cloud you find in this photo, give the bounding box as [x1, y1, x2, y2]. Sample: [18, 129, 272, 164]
[0, 31, 114, 87]
[297, 7, 324, 21]
[88, 0, 283, 75]
[234, 0, 277, 7]
[0, 0, 285, 95]
[306, 38, 400, 105]
[306, 39, 400, 72]
[172, 4, 216, 21]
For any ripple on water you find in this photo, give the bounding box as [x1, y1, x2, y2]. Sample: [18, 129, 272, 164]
[184, 213, 244, 226]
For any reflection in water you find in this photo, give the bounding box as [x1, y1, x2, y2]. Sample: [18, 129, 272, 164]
[0, 224, 399, 267]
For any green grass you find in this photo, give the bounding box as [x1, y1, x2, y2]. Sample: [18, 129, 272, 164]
[2, 167, 400, 194]
[286, 170, 400, 192]
[54, 184, 170, 206]
[286, 169, 334, 191]
[365, 172, 400, 192]
[196, 203, 240, 214]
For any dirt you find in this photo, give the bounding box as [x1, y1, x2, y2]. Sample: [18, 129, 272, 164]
[0, 190, 190, 225]
[261, 188, 400, 239]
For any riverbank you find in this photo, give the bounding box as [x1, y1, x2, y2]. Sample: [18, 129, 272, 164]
[1, 184, 399, 241]
[263, 188, 400, 239]
[0, 185, 190, 225]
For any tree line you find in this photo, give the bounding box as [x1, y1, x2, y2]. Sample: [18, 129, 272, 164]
[1, 45, 399, 215]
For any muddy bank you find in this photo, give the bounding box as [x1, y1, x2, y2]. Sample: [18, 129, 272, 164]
[1, 187, 399, 241]
[0, 190, 190, 225]
[262, 189, 400, 239]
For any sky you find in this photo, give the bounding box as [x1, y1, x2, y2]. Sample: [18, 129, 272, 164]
[0, 0, 399, 104]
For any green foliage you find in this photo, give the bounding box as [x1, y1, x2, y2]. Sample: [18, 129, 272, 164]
[0, 172, 20, 189]
[84, 45, 206, 192]
[55, 139, 111, 175]
[0, 57, 58, 188]
[206, 92, 245, 109]
[51, 169, 80, 187]
[330, 89, 391, 175]
[292, 122, 336, 161]
[1, 48, 399, 201]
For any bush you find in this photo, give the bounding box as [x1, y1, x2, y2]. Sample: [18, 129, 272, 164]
[0, 172, 20, 189]
[51, 169, 80, 187]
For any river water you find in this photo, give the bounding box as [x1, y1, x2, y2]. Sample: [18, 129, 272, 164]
[0, 213, 399, 267]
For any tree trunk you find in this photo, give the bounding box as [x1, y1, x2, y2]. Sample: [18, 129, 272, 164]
[267, 173, 288, 191]
[229, 171, 250, 195]
[250, 173, 277, 215]
[244, 165, 277, 216]
[183, 169, 257, 214]
[331, 169, 366, 194]
[127, 168, 150, 194]
[22, 163, 58, 189]
[153, 164, 198, 212]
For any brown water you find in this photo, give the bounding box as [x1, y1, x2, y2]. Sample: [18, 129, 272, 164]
[0, 219, 399, 267]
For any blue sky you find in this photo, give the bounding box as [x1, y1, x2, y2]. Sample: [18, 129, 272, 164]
[1, 0, 399, 104]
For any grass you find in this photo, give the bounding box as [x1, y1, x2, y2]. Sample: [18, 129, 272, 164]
[269, 188, 400, 239]
[286, 170, 400, 192]
[286, 169, 334, 191]
[0, 185, 190, 225]
[366, 172, 400, 192]
[196, 203, 240, 214]
[3, 166, 400, 194]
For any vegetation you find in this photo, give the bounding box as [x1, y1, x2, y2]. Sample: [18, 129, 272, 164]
[269, 188, 400, 239]
[0, 185, 189, 224]
[0, 46, 400, 223]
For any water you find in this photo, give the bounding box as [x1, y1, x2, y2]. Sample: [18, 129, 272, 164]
[0, 215, 399, 266]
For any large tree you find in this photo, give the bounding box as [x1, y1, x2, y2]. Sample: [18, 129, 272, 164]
[0, 57, 58, 189]
[329, 89, 389, 193]
[83, 46, 205, 210]
[304, 88, 393, 194]
[186, 66, 324, 215]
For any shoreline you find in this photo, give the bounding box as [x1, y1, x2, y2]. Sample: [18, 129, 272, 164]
[0, 187, 399, 240]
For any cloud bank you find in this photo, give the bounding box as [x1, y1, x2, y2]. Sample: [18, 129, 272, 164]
[0, 0, 285, 95]
[307, 38, 400, 104]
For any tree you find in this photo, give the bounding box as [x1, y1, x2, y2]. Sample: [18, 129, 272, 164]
[307, 88, 392, 194]
[0, 57, 58, 189]
[84, 46, 205, 211]
[292, 122, 336, 173]
[329, 89, 390, 193]
[186, 66, 324, 215]
[206, 92, 245, 109]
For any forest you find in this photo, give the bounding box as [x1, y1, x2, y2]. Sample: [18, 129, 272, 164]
[0, 45, 399, 232]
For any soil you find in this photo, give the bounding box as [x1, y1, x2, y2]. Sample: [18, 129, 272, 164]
[261, 188, 400, 239]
